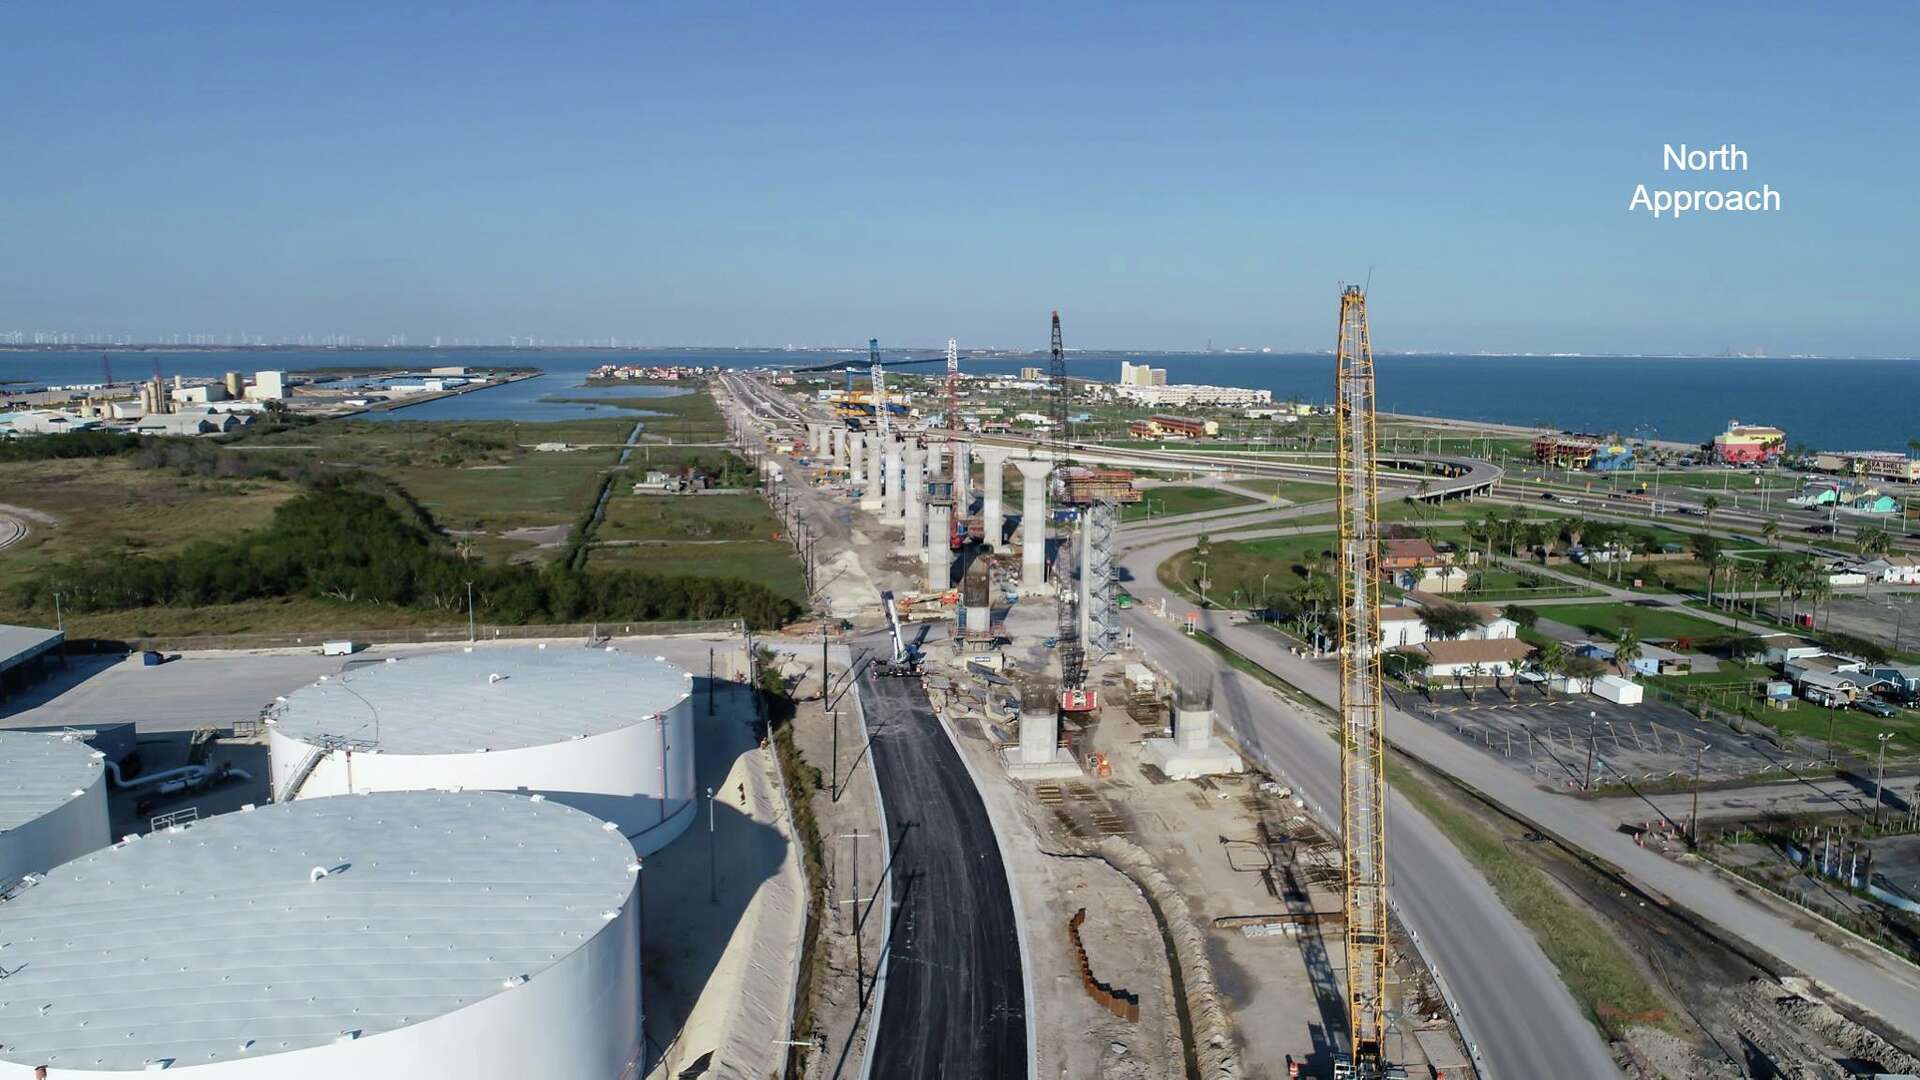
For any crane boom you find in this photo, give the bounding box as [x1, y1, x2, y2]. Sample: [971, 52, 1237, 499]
[1335, 285, 1390, 1073]
[869, 337, 889, 441]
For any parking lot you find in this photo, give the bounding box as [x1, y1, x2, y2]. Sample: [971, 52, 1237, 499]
[1393, 684, 1792, 786]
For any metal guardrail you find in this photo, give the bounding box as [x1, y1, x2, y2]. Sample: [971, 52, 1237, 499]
[150, 806, 198, 832]
[124, 619, 744, 654]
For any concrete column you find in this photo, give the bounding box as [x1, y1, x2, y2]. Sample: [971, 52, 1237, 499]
[828, 426, 845, 468]
[1176, 705, 1217, 751]
[925, 440, 944, 481]
[848, 431, 866, 485]
[1018, 700, 1059, 765]
[953, 440, 973, 513]
[903, 443, 926, 548]
[883, 443, 904, 519]
[1015, 458, 1051, 591]
[865, 434, 885, 507]
[926, 502, 953, 591]
[808, 423, 824, 456]
[979, 448, 1010, 549]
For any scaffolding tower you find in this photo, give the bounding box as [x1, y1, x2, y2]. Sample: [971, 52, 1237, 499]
[1335, 285, 1391, 1075]
[1078, 498, 1119, 662]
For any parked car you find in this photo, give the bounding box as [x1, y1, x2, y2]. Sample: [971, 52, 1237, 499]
[1860, 699, 1901, 718]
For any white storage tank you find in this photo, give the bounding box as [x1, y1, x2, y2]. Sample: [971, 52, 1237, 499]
[266, 645, 698, 855]
[0, 730, 110, 888]
[0, 790, 640, 1079]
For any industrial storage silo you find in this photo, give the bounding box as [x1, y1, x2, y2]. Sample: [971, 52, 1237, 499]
[0, 730, 110, 888]
[0, 790, 640, 1079]
[266, 645, 697, 854]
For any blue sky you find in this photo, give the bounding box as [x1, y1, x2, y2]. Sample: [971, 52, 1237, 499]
[2, 2, 1915, 354]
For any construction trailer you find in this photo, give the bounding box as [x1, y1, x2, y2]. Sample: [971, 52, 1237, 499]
[1059, 466, 1143, 505]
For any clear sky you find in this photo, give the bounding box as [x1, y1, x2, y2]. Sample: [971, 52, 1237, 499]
[3, 2, 1915, 354]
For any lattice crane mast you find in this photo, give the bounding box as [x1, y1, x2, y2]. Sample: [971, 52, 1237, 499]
[1049, 310, 1085, 698]
[869, 337, 890, 442]
[1334, 285, 1391, 1077]
[944, 336, 960, 433]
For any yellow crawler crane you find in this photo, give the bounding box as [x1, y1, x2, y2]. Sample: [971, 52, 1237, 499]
[1335, 284, 1390, 1077]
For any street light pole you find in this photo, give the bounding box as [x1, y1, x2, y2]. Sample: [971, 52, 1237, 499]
[52, 591, 64, 634]
[466, 580, 475, 642]
[707, 786, 717, 903]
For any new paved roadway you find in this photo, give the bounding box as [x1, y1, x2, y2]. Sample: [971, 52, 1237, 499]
[858, 671, 1027, 1079]
[1118, 527, 1920, 1072]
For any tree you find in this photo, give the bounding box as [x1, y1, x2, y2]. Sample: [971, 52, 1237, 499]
[1538, 640, 1568, 697]
[1419, 600, 1486, 642]
[1611, 624, 1642, 676]
[1857, 525, 1893, 560]
[1760, 519, 1780, 549]
[1563, 653, 1608, 691]
[1501, 603, 1539, 631]
[1806, 573, 1834, 632]
[1690, 532, 1724, 606]
[1464, 662, 1486, 701]
[1701, 494, 1721, 539]
[1723, 632, 1764, 667]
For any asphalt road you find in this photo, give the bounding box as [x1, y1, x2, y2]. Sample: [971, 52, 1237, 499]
[1121, 592, 1621, 1079]
[1120, 527, 1920, 1059]
[858, 672, 1027, 1079]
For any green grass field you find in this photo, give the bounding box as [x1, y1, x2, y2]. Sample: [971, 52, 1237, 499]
[384, 457, 617, 533]
[1229, 477, 1337, 504]
[588, 540, 808, 604]
[0, 457, 299, 597]
[600, 492, 783, 541]
[1529, 602, 1730, 642]
[1124, 485, 1256, 520]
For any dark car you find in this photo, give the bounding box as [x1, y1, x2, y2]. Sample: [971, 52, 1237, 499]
[1803, 523, 1837, 534]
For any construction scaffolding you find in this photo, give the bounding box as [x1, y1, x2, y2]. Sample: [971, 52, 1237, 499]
[1079, 499, 1119, 662]
[1335, 285, 1391, 1074]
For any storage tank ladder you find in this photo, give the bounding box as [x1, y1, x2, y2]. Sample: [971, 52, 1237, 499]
[1335, 284, 1391, 1075]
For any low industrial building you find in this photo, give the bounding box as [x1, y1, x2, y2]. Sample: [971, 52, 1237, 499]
[0, 791, 641, 1079]
[1112, 382, 1272, 407]
[0, 730, 111, 889]
[1127, 415, 1217, 440]
[1379, 603, 1518, 649]
[266, 645, 698, 854]
[0, 623, 65, 700]
[1862, 555, 1920, 584]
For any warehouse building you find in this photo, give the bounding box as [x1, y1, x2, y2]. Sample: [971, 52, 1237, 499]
[0, 623, 64, 701]
[0, 791, 641, 1079]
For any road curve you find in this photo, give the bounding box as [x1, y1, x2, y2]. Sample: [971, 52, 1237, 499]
[1121, 519, 1920, 1061]
[1116, 534, 1623, 1078]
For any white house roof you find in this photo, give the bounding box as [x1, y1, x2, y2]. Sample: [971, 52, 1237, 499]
[0, 790, 637, 1072]
[268, 646, 692, 754]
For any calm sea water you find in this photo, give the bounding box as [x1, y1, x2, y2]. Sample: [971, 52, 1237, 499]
[4, 349, 1914, 450]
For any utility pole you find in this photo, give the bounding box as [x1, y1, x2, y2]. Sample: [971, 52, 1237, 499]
[1689, 742, 1710, 846]
[840, 831, 874, 1002]
[52, 591, 64, 635]
[707, 786, 718, 903]
[709, 647, 716, 715]
[466, 580, 475, 642]
[1875, 733, 1895, 828]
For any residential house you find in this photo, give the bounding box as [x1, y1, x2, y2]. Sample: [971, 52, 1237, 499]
[1417, 638, 1534, 681]
[1757, 634, 1823, 667]
[1577, 640, 1694, 677]
[1382, 598, 1520, 649]
[1784, 652, 1868, 685]
[1864, 665, 1920, 695]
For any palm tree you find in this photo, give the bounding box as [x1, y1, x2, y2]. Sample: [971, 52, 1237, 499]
[1539, 641, 1568, 698]
[1858, 524, 1893, 560]
[1464, 662, 1486, 701]
[1806, 574, 1834, 632]
[1701, 494, 1721, 538]
[1761, 519, 1780, 549]
[1611, 625, 1642, 677]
